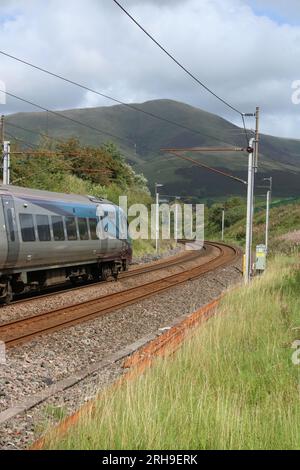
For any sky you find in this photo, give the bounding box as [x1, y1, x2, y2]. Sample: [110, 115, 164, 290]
[0, 0, 300, 139]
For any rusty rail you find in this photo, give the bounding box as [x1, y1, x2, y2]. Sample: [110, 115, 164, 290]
[0, 242, 240, 349]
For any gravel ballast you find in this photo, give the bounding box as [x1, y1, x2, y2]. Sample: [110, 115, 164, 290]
[0, 254, 242, 450]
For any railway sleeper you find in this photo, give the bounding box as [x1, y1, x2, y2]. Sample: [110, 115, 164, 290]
[0, 260, 127, 304]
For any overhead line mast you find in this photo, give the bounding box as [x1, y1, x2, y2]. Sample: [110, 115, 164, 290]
[0, 50, 234, 145]
[1, 115, 10, 184]
[162, 105, 260, 285]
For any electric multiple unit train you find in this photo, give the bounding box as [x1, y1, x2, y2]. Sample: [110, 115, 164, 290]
[0, 185, 132, 303]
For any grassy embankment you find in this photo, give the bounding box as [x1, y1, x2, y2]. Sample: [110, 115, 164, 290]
[207, 198, 300, 254]
[43, 255, 300, 450]
[227, 202, 300, 254]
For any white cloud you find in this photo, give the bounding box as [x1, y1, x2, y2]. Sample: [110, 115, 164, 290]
[247, 0, 300, 24]
[0, 0, 300, 138]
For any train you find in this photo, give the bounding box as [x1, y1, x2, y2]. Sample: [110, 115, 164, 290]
[0, 184, 132, 303]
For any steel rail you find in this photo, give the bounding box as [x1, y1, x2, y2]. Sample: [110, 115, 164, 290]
[7, 245, 205, 306]
[0, 243, 239, 348]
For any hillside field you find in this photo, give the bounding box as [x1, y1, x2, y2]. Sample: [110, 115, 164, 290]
[6, 99, 300, 199]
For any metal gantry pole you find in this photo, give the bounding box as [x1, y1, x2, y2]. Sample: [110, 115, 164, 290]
[174, 202, 178, 245]
[244, 138, 255, 284]
[254, 107, 260, 170]
[221, 208, 225, 241]
[1, 115, 4, 184]
[0, 115, 4, 145]
[155, 189, 159, 253]
[263, 176, 272, 252]
[265, 190, 270, 251]
[3, 141, 10, 185]
[244, 106, 260, 284]
[155, 183, 163, 254]
[174, 196, 181, 245]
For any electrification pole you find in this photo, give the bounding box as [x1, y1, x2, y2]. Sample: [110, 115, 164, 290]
[3, 141, 10, 185]
[162, 115, 260, 283]
[155, 183, 163, 254]
[254, 107, 260, 170]
[174, 196, 181, 245]
[265, 190, 270, 251]
[221, 208, 225, 241]
[1, 115, 10, 185]
[1, 115, 4, 184]
[0, 115, 4, 146]
[245, 139, 255, 284]
[263, 177, 272, 252]
[244, 106, 260, 284]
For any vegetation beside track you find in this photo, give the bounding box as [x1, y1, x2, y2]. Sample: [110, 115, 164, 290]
[10, 138, 176, 257]
[206, 197, 300, 254]
[43, 255, 300, 450]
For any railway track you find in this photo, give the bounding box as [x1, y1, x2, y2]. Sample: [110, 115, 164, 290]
[8, 242, 206, 306]
[0, 242, 239, 349]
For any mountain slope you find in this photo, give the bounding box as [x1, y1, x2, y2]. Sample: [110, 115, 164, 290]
[6, 99, 300, 198]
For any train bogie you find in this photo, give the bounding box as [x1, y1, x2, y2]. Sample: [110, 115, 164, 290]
[0, 185, 132, 302]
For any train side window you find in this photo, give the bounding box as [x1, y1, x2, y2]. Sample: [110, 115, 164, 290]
[65, 216, 77, 241]
[51, 216, 65, 241]
[7, 208, 15, 242]
[19, 213, 36, 242]
[36, 215, 51, 241]
[78, 217, 89, 240]
[88, 218, 98, 240]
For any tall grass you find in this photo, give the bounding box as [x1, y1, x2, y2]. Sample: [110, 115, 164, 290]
[44, 256, 300, 450]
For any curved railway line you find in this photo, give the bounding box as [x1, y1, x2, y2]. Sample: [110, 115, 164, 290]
[7, 243, 205, 306]
[0, 242, 240, 349]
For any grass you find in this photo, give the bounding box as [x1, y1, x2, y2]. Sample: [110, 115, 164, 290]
[44, 404, 68, 421]
[132, 238, 177, 258]
[215, 201, 300, 252]
[8, 99, 300, 199]
[43, 255, 300, 450]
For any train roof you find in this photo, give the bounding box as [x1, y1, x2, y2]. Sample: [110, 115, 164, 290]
[0, 184, 113, 206]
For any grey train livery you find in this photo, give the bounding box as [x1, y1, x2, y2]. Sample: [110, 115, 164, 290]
[0, 185, 132, 303]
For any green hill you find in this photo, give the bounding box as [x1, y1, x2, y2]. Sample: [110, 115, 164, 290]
[6, 99, 300, 198]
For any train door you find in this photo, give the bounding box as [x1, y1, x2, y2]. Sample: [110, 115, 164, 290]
[96, 204, 118, 258]
[1, 195, 20, 268]
[103, 205, 120, 257]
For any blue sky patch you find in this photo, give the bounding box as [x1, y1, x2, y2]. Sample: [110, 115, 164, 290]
[247, 1, 300, 26]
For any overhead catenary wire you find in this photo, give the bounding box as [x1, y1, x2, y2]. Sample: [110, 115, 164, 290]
[5, 124, 144, 173]
[0, 50, 233, 145]
[6, 121, 63, 143]
[0, 89, 134, 145]
[5, 131, 83, 157]
[6, 132, 119, 175]
[1, 87, 235, 148]
[5, 131, 39, 149]
[112, 0, 251, 145]
[6, 121, 133, 146]
[6, 121, 109, 153]
[166, 151, 247, 185]
[6, 119, 251, 169]
[5, 132, 114, 181]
